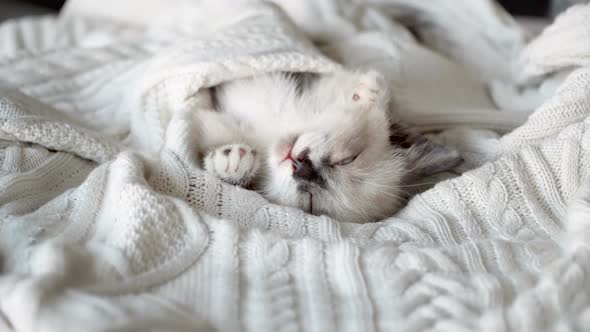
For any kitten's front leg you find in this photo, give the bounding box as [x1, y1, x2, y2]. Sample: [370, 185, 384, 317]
[204, 144, 259, 187]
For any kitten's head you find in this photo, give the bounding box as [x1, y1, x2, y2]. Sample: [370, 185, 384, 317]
[263, 71, 461, 223]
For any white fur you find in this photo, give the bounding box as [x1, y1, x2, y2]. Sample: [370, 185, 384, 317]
[195, 70, 459, 223]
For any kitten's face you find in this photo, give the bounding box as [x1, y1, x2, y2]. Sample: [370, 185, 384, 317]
[264, 96, 409, 223]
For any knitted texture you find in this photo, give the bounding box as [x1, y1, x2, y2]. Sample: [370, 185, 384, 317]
[1, 1, 590, 332]
[518, 4, 590, 80]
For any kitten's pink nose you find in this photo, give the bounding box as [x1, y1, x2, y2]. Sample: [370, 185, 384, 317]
[277, 135, 299, 165]
[239, 148, 246, 158]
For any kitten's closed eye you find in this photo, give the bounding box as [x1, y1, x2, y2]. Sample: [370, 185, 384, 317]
[332, 155, 358, 166]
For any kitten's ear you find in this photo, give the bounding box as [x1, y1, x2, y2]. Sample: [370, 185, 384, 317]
[389, 123, 462, 175]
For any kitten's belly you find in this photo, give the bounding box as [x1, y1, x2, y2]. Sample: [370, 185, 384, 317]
[232, 114, 289, 150]
[216, 77, 310, 150]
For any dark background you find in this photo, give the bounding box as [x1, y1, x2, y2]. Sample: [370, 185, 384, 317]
[13, 0, 553, 17]
[500, 0, 550, 16]
[21, 0, 65, 10]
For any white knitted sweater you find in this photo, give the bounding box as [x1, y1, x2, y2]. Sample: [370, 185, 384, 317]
[1, 1, 590, 331]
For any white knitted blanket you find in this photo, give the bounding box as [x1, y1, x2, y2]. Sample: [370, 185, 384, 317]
[1, 1, 590, 331]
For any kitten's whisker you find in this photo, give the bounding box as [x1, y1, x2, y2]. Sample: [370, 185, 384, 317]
[396, 182, 438, 188]
[356, 180, 407, 202]
[400, 159, 426, 176]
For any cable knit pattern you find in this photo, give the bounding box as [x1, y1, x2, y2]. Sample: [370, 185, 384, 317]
[1, 1, 590, 332]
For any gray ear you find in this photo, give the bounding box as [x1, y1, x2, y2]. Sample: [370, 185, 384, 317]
[389, 123, 463, 176]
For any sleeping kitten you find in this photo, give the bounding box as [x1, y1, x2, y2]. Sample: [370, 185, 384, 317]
[194, 70, 461, 223]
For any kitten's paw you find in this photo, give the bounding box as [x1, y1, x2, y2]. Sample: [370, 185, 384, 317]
[204, 144, 259, 186]
[205, 144, 259, 186]
[352, 71, 386, 108]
